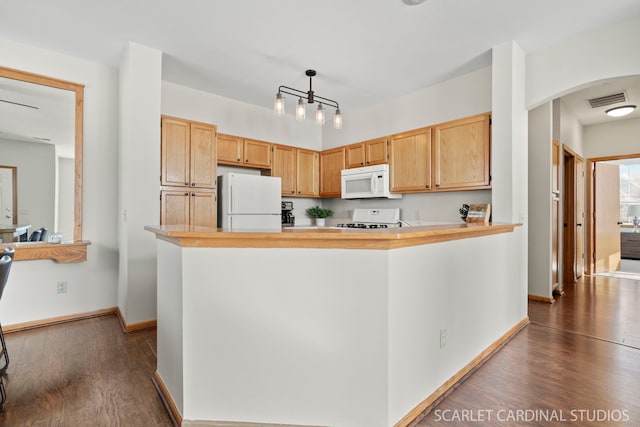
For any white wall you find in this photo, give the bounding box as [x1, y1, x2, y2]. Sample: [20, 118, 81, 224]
[0, 38, 119, 326]
[559, 101, 584, 155]
[161, 81, 322, 151]
[528, 103, 553, 298]
[583, 117, 640, 159]
[322, 67, 492, 149]
[527, 14, 640, 109]
[118, 42, 163, 325]
[0, 138, 55, 234]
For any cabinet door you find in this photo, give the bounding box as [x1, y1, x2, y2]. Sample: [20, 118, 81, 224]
[320, 147, 345, 198]
[272, 144, 297, 196]
[217, 133, 243, 165]
[345, 143, 365, 168]
[190, 122, 217, 189]
[296, 149, 320, 197]
[190, 190, 217, 228]
[389, 127, 431, 192]
[433, 113, 490, 190]
[243, 139, 272, 168]
[365, 137, 388, 166]
[161, 117, 190, 187]
[160, 190, 190, 225]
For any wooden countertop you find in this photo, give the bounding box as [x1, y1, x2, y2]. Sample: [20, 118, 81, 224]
[145, 223, 520, 250]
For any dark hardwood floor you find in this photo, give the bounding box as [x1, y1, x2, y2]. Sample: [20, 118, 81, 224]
[414, 275, 640, 426]
[0, 315, 172, 426]
[1, 275, 638, 426]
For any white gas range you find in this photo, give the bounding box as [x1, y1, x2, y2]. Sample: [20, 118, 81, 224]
[336, 208, 402, 229]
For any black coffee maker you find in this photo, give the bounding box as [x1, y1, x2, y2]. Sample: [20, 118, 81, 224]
[281, 201, 295, 227]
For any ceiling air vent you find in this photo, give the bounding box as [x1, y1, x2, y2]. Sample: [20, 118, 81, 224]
[587, 92, 627, 108]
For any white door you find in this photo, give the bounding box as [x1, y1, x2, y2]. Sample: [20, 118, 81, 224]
[594, 163, 621, 273]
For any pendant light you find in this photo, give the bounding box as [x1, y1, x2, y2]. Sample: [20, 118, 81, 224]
[274, 69, 342, 129]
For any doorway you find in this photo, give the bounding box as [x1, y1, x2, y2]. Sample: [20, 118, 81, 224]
[587, 153, 640, 275]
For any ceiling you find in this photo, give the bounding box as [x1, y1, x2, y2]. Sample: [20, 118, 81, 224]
[0, 0, 640, 144]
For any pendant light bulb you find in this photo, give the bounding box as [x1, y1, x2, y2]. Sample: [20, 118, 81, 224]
[316, 103, 325, 125]
[296, 97, 306, 121]
[333, 108, 343, 130]
[274, 92, 285, 116]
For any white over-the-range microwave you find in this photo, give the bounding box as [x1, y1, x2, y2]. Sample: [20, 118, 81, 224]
[341, 164, 402, 199]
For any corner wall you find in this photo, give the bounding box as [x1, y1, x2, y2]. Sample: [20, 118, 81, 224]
[0, 38, 119, 326]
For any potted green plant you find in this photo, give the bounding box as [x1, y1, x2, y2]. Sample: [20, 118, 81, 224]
[306, 206, 333, 227]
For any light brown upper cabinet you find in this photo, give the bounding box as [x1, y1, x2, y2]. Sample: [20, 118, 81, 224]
[217, 133, 272, 169]
[243, 138, 272, 168]
[217, 133, 244, 164]
[296, 148, 320, 197]
[161, 116, 217, 189]
[271, 144, 297, 196]
[320, 147, 345, 198]
[432, 113, 491, 190]
[271, 145, 320, 197]
[389, 127, 432, 192]
[345, 137, 388, 169]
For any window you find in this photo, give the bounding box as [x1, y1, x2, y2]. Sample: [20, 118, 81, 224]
[620, 163, 640, 223]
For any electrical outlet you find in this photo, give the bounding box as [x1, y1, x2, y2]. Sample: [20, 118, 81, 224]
[440, 329, 447, 348]
[57, 281, 68, 294]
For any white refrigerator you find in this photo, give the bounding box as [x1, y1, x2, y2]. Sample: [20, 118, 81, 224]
[217, 173, 282, 231]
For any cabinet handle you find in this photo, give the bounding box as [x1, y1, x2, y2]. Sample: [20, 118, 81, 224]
[185, 182, 189, 186]
[191, 183, 196, 186]
[426, 185, 430, 189]
[245, 159, 249, 162]
[291, 191, 295, 194]
[237, 158, 240, 161]
[435, 184, 440, 187]
[184, 192, 189, 196]
[191, 193, 195, 196]
[577, 223, 583, 227]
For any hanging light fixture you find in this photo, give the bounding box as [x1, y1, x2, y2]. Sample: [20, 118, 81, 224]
[274, 69, 343, 129]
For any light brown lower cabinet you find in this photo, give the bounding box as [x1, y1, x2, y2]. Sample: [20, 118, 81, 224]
[161, 189, 217, 227]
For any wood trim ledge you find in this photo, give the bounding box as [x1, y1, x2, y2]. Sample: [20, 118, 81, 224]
[3, 240, 91, 263]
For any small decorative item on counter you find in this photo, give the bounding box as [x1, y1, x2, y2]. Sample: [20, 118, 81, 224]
[306, 206, 333, 227]
[459, 204, 470, 222]
[465, 204, 491, 225]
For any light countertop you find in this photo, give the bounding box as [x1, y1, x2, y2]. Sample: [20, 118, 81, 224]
[145, 222, 520, 250]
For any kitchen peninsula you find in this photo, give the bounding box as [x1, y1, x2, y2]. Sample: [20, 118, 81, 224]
[146, 223, 524, 427]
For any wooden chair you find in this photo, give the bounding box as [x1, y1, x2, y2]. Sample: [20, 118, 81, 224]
[0, 251, 13, 410]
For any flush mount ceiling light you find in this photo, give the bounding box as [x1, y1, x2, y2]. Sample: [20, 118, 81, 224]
[605, 105, 636, 117]
[401, 0, 427, 5]
[274, 69, 342, 129]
